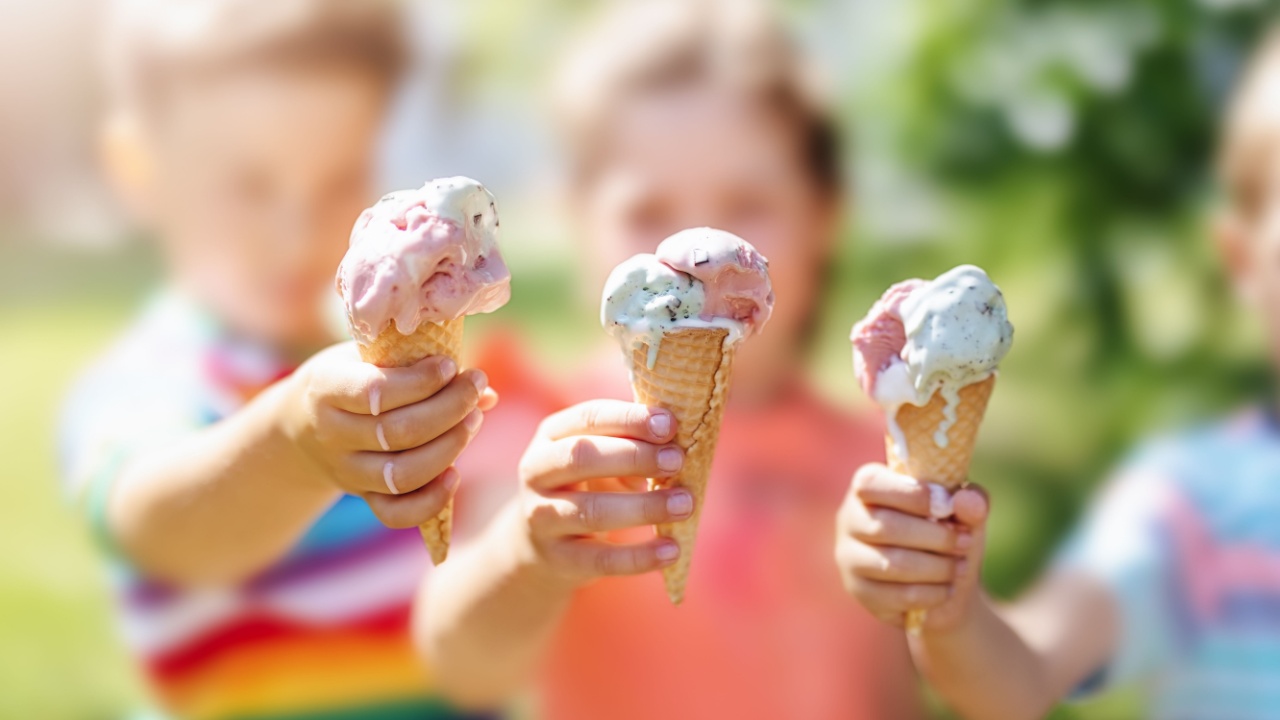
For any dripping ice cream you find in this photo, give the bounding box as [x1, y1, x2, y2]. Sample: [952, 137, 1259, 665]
[851, 265, 1013, 463]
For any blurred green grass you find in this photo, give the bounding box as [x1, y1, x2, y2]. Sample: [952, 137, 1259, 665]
[0, 245, 153, 718]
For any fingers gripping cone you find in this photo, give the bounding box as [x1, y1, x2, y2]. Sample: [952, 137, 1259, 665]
[337, 177, 511, 565]
[357, 317, 465, 565]
[885, 375, 995, 634]
[629, 327, 734, 605]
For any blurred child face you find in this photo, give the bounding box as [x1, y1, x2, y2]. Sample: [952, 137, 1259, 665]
[122, 68, 385, 350]
[579, 87, 837, 390]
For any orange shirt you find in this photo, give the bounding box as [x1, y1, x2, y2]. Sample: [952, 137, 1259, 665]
[461, 332, 922, 720]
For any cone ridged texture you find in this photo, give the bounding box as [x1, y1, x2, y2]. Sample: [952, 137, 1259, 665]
[885, 374, 994, 633]
[357, 317, 465, 565]
[629, 327, 734, 605]
[884, 375, 995, 490]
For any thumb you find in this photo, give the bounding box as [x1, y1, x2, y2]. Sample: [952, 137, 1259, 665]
[951, 483, 990, 530]
[952, 484, 989, 595]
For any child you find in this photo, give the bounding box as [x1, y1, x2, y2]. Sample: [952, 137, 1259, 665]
[61, 1, 495, 717]
[835, 26, 1280, 720]
[426, 2, 924, 718]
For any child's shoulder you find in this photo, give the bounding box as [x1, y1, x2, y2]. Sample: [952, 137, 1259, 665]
[64, 293, 209, 413]
[59, 293, 215, 490]
[1126, 409, 1279, 477]
[1115, 408, 1280, 525]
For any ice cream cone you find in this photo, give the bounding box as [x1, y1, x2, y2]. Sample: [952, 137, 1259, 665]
[884, 375, 995, 489]
[884, 374, 995, 634]
[357, 316, 465, 565]
[629, 326, 735, 605]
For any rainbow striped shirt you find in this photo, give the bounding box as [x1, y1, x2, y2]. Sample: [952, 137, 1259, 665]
[59, 293, 491, 720]
[1060, 409, 1280, 719]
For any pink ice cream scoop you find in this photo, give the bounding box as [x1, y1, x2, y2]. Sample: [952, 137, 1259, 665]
[336, 177, 511, 345]
[850, 279, 925, 398]
[655, 227, 774, 335]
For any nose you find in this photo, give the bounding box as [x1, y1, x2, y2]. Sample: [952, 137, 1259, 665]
[274, 198, 320, 260]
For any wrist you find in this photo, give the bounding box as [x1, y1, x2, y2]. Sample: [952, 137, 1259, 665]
[914, 590, 990, 651]
[256, 376, 339, 499]
[498, 503, 584, 598]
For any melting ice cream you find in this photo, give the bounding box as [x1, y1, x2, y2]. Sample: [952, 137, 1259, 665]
[602, 228, 774, 369]
[851, 265, 1013, 457]
[337, 177, 511, 345]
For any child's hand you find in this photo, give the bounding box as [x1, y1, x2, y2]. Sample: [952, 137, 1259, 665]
[836, 463, 989, 633]
[283, 343, 496, 529]
[514, 399, 693, 583]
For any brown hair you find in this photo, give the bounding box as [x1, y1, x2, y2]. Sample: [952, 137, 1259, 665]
[551, 0, 842, 198]
[105, 0, 409, 115]
[1219, 25, 1280, 218]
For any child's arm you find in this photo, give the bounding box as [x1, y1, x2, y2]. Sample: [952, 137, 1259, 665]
[419, 399, 691, 708]
[836, 464, 1118, 720]
[110, 343, 489, 585]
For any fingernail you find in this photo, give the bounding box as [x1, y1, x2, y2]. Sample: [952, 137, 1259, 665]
[369, 386, 382, 417]
[471, 370, 488, 394]
[657, 447, 683, 472]
[376, 423, 390, 451]
[439, 357, 457, 380]
[955, 531, 972, 551]
[464, 409, 484, 433]
[442, 467, 461, 491]
[955, 559, 969, 579]
[648, 412, 671, 438]
[656, 543, 679, 562]
[383, 462, 397, 494]
[667, 490, 693, 516]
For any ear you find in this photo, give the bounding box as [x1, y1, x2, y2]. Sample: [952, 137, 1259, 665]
[1215, 208, 1259, 306]
[99, 110, 157, 223]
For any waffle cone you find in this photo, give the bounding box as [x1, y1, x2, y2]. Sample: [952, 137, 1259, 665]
[884, 374, 995, 633]
[357, 317, 465, 565]
[629, 327, 734, 605]
[884, 375, 995, 490]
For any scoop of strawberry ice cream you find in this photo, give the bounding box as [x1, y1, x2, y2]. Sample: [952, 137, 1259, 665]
[655, 227, 774, 337]
[850, 279, 926, 399]
[336, 177, 511, 345]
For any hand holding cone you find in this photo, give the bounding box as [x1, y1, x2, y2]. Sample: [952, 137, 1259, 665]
[601, 228, 773, 604]
[850, 265, 1012, 633]
[336, 177, 511, 564]
[885, 375, 995, 633]
[353, 318, 465, 564]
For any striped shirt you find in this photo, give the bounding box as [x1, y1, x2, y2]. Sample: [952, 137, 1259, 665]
[59, 292, 487, 720]
[1060, 409, 1280, 719]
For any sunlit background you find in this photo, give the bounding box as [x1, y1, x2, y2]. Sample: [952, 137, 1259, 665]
[1, 0, 1276, 717]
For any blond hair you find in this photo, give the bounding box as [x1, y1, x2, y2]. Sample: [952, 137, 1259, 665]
[105, 0, 409, 113]
[552, 0, 841, 196]
[1219, 26, 1280, 218]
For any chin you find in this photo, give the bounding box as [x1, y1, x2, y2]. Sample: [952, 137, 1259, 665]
[276, 321, 335, 350]
[236, 310, 332, 351]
